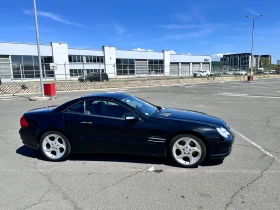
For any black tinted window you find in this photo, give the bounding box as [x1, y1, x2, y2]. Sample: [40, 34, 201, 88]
[66, 102, 84, 114]
[85, 100, 133, 119]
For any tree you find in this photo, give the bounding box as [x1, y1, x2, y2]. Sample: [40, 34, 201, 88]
[260, 57, 271, 68]
[264, 64, 278, 70]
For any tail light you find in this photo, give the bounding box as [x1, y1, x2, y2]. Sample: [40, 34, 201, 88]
[20, 116, 29, 128]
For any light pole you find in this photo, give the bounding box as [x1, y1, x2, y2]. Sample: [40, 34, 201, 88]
[246, 14, 263, 80]
[33, 0, 44, 97]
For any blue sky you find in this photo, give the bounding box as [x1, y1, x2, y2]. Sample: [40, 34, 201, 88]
[0, 0, 279, 62]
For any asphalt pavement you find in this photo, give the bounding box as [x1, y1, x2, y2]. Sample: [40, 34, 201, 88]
[0, 78, 280, 210]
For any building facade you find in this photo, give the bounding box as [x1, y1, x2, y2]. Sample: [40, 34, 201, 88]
[277, 60, 280, 65]
[220, 53, 272, 70]
[0, 42, 211, 82]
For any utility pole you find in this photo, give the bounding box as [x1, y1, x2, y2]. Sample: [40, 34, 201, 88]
[246, 14, 263, 80]
[33, 0, 44, 96]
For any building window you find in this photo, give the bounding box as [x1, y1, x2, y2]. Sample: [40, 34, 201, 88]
[70, 69, 105, 77]
[11, 55, 54, 79]
[69, 55, 104, 63]
[116, 59, 135, 75]
[148, 59, 164, 74]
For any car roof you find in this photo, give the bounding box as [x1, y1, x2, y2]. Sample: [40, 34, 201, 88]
[81, 92, 130, 100]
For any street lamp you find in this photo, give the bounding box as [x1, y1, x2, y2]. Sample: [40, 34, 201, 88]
[33, 0, 44, 97]
[246, 14, 263, 80]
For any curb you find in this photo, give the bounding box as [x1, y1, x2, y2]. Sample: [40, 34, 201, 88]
[29, 96, 56, 101]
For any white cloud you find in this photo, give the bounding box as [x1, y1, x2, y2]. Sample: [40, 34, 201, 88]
[211, 53, 232, 59]
[164, 28, 213, 40]
[133, 48, 153, 52]
[176, 14, 193, 22]
[23, 10, 87, 28]
[114, 23, 125, 35]
[212, 53, 224, 58]
[133, 48, 146, 51]
[158, 23, 225, 30]
[248, 8, 259, 16]
[170, 50, 176, 54]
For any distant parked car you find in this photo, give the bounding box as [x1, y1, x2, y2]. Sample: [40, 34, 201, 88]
[193, 70, 210, 77]
[234, 70, 247, 75]
[270, 70, 276, 74]
[256, 70, 264, 75]
[225, 71, 234, 75]
[264, 71, 270, 74]
[78, 73, 109, 82]
[210, 71, 223, 76]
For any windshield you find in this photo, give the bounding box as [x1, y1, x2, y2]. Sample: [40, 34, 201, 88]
[120, 95, 158, 116]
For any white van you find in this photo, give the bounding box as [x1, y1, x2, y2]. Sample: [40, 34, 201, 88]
[193, 70, 210, 77]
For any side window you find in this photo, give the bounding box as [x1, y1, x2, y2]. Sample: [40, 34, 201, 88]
[65, 101, 85, 114]
[85, 99, 134, 119]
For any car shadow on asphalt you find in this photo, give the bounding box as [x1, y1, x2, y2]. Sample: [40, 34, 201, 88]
[16, 145, 224, 168]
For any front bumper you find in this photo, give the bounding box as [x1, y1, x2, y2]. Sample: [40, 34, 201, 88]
[208, 133, 235, 160]
[19, 128, 39, 150]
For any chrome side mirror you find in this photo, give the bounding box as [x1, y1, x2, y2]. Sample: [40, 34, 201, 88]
[125, 116, 136, 120]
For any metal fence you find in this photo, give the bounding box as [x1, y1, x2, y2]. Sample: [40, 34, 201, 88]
[1, 62, 280, 83]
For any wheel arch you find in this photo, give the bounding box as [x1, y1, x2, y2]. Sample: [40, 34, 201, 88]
[166, 130, 210, 158]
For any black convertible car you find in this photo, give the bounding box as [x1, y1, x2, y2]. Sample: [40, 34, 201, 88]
[19, 93, 234, 168]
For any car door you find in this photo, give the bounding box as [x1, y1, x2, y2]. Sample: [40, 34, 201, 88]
[77, 99, 148, 154]
[62, 101, 85, 151]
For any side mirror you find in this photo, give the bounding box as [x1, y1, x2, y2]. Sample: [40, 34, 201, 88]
[125, 116, 137, 121]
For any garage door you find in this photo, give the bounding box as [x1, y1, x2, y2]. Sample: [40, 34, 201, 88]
[192, 63, 200, 72]
[202, 63, 210, 71]
[135, 60, 148, 75]
[170, 64, 179, 76]
[0, 55, 11, 79]
[181, 64, 190, 76]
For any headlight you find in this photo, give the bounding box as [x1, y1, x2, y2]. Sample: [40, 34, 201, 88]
[216, 127, 231, 138]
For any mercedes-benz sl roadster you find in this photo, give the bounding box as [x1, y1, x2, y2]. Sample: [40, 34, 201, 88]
[19, 92, 234, 168]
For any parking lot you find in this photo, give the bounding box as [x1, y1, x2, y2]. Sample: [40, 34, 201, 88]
[1, 78, 280, 210]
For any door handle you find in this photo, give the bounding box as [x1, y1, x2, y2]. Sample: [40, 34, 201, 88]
[80, 121, 92, 124]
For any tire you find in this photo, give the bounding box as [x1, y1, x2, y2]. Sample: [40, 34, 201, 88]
[169, 134, 206, 168]
[39, 131, 71, 162]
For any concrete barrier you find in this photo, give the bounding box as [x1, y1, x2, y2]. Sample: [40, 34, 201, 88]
[0, 75, 279, 95]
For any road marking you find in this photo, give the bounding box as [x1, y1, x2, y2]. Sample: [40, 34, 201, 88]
[231, 128, 278, 161]
[117, 89, 138, 92]
[148, 165, 154, 172]
[215, 93, 280, 99]
[53, 97, 68, 101]
[0, 96, 25, 101]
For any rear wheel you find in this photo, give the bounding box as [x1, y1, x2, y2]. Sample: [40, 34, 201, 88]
[39, 131, 71, 161]
[169, 134, 206, 168]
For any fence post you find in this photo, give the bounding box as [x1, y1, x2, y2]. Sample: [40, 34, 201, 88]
[64, 62, 67, 81]
[43, 64, 46, 82]
[99, 63, 102, 82]
[20, 64, 23, 83]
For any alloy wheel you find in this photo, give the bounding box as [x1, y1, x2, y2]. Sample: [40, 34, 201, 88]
[42, 134, 66, 160]
[172, 137, 202, 166]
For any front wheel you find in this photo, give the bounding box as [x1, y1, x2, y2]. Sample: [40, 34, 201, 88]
[169, 134, 206, 168]
[39, 131, 71, 161]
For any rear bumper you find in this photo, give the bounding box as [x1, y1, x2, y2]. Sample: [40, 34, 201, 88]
[19, 128, 39, 150]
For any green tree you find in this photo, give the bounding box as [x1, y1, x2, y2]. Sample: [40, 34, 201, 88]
[264, 64, 277, 70]
[260, 57, 271, 68]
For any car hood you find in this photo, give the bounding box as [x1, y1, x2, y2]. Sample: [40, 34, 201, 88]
[153, 108, 228, 128]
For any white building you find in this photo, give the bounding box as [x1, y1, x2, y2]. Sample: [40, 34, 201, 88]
[0, 42, 211, 82]
[277, 60, 280, 65]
